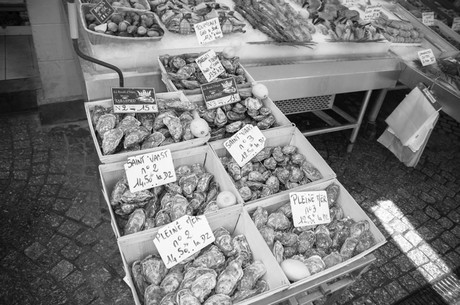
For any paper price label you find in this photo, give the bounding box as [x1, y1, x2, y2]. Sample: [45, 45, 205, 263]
[90, 0, 115, 24]
[194, 17, 223, 45]
[195, 49, 225, 82]
[201, 77, 241, 109]
[124, 149, 176, 193]
[153, 215, 215, 268]
[363, 5, 381, 22]
[452, 17, 460, 31]
[344, 0, 355, 6]
[112, 87, 157, 113]
[290, 191, 331, 227]
[418, 49, 436, 66]
[422, 12, 435, 26]
[224, 124, 265, 167]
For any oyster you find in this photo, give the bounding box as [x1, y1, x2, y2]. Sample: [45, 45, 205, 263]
[160, 269, 184, 294]
[142, 132, 166, 149]
[132, 260, 148, 304]
[216, 261, 244, 295]
[101, 128, 123, 155]
[213, 227, 235, 257]
[350, 220, 370, 238]
[141, 255, 167, 285]
[214, 107, 228, 127]
[340, 237, 359, 260]
[301, 160, 323, 181]
[191, 163, 205, 175]
[121, 189, 154, 204]
[257, 115, 276, 130]
[175, 165, 192, 178]
[124, 126, 150, 149]
[315, 225, 332, 252]
[298, 230, 316, 254]
[175, 289, 200, 305]
[243, 97, 263, 111]
[202, 200, 219, 214]
[118, 115, 141, 134]
[196, 173, 213, 193]
[252, 147, 272, 162]
[226, 111, 246, 121]
[304, 255, 325, 275]
[272, 240, 284, 264]
[225, 121, 244, 133]
[252, 206, 268, 229]
[203, 294, 232, 305]
[192, 245, 225, 269]
[163, 115, 183, 142]
[96, 113, 117, 137]
[232, 103, 247, 114]
[180, 267, 214, 290]
[154, 111, 176, 130]
[179, 173, 198, 196]
[258, 225, 275, 249]
[169, 194, 189, 221]
[291, 153, 306, 165]
[323, 251, 343, 269]
[240, 162, 253, 177]
[159, 292, 176, 305]
[190, 270, 217, 302]
[91, 105, 108, 126]
[354, 230, 375, 254]
[227, 162, 242, 181]
[138, 113, 155, 132]
[248, 171, 265, 182]
[124, 208, 146, 235]
[239, 260, 266, 291]
[155, 209, 172, 227]
[277, 203, 292, 218]
[289, 167, 304, 183]
[144, 284, 165, 305]
[325, 183, 340, 206]
[205, 182, 219, 203]
[277, 232, 298, 247]
[263, 157, 277, 170]
[266, 212, 291, 231]
[232, 279, 268, 302]
[110, 176, 128, 206]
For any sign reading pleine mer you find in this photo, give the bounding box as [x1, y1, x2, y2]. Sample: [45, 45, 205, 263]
[201, 77, 241, 109]
[194, 17, 223, 45]
[90, 0, 115, 24]
[124, 149, 176, 193]
[195, 49, 225, 82]
[224, 124, 266, 167]
[422, 12, 435, 26]
[112, 87, 158, 113]
[290, 191, 331, 227]
[153, 215, 215, 268]
[418, 49, 436, 66]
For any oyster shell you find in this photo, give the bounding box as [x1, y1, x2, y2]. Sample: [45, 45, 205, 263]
[350, 220, 370, 238]
[205, 182, 219, 203]
[155, 209, 172, 227]
[326, 183, 340, 206]
[144, 284, 165, 305]
[277, 232, 298, 247]
[159, 292, 176, 305]
[315, 225, 333, 252]
[239, 260, 266, 291]
[179, 173, 198, 196]
[170, 194, 189, 221]
[257, 114, 276, 130]
[142, 132, 166, 149]
[154, 111, 176, 130]
[289, 166, 304, 183]
[213, 227, 235, 257]
[160, 269, 184, 294]
[232, 279, 268, 303]
[175, 288, 200, 305]
[196, 173, 213, 193]
[96, 113, 117, 137]
[301, 160, 323, 181]
[323, 251, 343, 268]
[203, 294, 232, 305]
[252, 147, 272, 162]
[110, 176, 128, 206]
[124, 126, 150, 149]
[190, 270, 217, 302]
[101, 128, 123, 155]
[248, 171, 265, 182]
[232, 235, 253, 267]
[258, 225, 275, 249]
[252, 206, 268, 229]
[118, 115, 141, 134]
[202, 200, 219, 214]
[240, 162, 253, 177]
[175, 165, 192, 179]
[298, 230, 316, 254]
[124, 208, 146, 235]
[354, 230, 375, 254]
[215, 261, 244, 295]
[277, 203, 292, 218]
[192, 245, 225, 269]
[141, 255, 167, 285]
[225, 121, 244, 133]
[340, 237, 359, 260]
[226, 111, 246, 121]
[163, 115, 183, 142]
[138, 113, 155, 132]
[132, 260, 148, 304]
[214, 107, 228, 127]
[304, 255, 325, 275]
[243, 97, 263, 111]
[232, 102, 247, 114]
[266, 212, 291, 231]
[263, 157, 277, 170]
[227, 162, 241, 181]
[272, 240, 284, 264]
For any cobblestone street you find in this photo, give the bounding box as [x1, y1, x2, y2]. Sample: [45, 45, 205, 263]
[0, 93, 459, 304]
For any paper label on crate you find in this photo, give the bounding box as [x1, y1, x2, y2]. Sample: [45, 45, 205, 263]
[194, 17, 223, 45]
[124, 149, 176, 193]
[201, 77, 241, 109]
[224, 124, 266, 167]
[418, 49, 436, 66]
[90, 0, 115, 24]
[112, 87, 158, 113]
[363, 5, 381, 22]
[422, 12, 435, 26]
[195, 50, 225, 82]
[452, 17, 460, 31]
[290, 191, 331, 227]
[153, 215, 215, 268]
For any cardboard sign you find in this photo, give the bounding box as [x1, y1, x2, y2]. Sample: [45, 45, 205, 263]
[422, 12, 435, 26]
[153, 215, 215, 268]
[363, 5, 381, 22]
[452, 17, 460, 31]
[418, 49, 436, 66]
[112, 87, 158, 113]
[195, 50, 225, 82]
[224, 124, 266, 167]
[201, 77, 241, 109]
[124, 149, 176, 193]
[290, 191, 331, 227]
[89, 0, 115, 24]
[194, 17, 223, 45]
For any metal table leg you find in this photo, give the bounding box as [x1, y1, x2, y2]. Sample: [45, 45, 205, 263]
[347, 89, 373, 153]
[365, 88, 388, 139]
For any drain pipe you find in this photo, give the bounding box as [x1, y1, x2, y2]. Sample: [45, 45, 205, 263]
[67, 0, 124, 87]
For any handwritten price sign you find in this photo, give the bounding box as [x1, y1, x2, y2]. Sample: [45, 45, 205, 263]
[195, 49, 225, 82]
[422, 12, 435, 26]
[224, 124, 266, 167]
[290, 191, 331, 227]
[363, 5, 381, 22]
[90, 0, 115, 24]
[124, 149, 176, 193]
[153, 215, 215, 268]
[418, 49, 436, 66]
[452, 17, 460, 31]
[194, 17, 223, 45]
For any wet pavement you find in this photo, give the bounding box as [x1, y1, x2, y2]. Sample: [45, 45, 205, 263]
[0, 92, 460, 305]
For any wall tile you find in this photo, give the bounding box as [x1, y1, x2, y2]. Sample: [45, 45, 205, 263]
[32, 24, 74, 61]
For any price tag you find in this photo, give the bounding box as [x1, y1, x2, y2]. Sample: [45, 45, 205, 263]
[153, 215, 215, 268]
[224, 124, 266, 167]
[89, 0, 115, 24]
[194, 17, 223, 45]
[418, 49, 436, 66]
[363, 5, 381, 22]
[344, 0, 355, 6]
[201, 77, 241, 109]
[290, 191, 331, 227]
[452, 17, 460, 31]
[112, 87, 158, 113]
[422, 12, 435, 26]
[124, 149, 176, 193]
[195, 49, 225, 82]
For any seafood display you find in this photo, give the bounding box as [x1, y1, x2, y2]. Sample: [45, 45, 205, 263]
[150, 0, 246, 35]
[81, 0, 150, 10]
[83, 7, 164, 38]
[250, 182, 376, 282]
[219, 145, 323, 202]
[131, 228, 268, 304]
[90, 97, 201, 156]
[234, 0, 316, 44]
[413, 55, 460, 93]
[317, 19, 384, 42]
[159, 52, 249, 92]
[111, 163, 230, 235]
[373, 12, 424, 43]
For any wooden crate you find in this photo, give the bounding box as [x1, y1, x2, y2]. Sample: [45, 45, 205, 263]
[85, 91, 210, 164]
[99, 144, 245, 239]
[117, 206, 290, 305]
[208, 125, 337, 206]
[245, 178, 386, 290]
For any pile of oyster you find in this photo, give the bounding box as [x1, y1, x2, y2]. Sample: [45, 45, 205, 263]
[219, 145, 323, 202]
[111, 163, 226, 236]
[251, 183, 376, 278]
[160, 53, 248, 91]
[91, 97, 200, 155]
[132, 227, 268, 304]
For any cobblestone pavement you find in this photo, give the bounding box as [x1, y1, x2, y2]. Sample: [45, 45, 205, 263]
[0, 93, 459, 304]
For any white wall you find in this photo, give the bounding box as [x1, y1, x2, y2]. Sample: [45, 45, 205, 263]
[26, 0, 84, 105]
